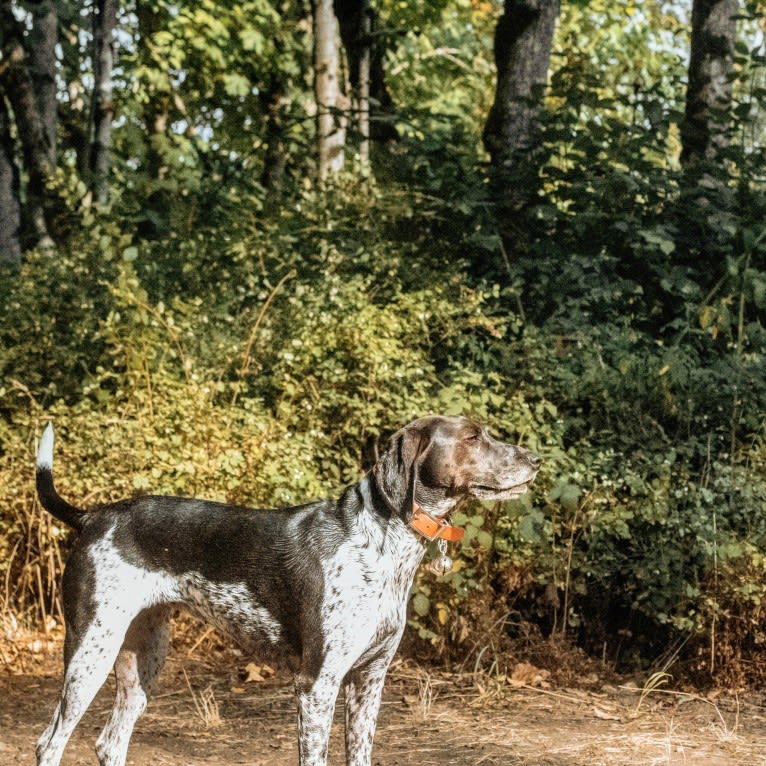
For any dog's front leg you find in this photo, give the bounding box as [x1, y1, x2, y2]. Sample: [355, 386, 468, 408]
[295, 671, 341, 766]
[343, 648, 397, 766]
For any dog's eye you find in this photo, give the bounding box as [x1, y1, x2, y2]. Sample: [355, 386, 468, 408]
[466, 433, 480, 442]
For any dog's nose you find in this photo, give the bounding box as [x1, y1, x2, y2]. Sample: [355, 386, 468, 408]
[526, 451, 542, 469]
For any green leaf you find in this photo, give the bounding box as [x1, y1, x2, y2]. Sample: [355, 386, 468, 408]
[412, 593, 430, 617]
[476, 530, 493, 549]
[223, 73, 251, 97]
[241, 28, 264, 54]
[560, 484, 581, 512]
[518, 509, 545, 543]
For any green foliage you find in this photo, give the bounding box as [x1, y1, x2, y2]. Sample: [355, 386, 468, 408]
[3, 0, 766, 686]
[411, 1, 766, 681]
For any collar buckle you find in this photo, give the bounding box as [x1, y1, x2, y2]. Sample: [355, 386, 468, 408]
[408, 504, 465, 542]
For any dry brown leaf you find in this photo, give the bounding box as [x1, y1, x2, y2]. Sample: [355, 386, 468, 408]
[510, 662, 551, 689]
[244, 662, 275, 683]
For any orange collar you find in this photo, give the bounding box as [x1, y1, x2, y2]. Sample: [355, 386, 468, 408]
[408, 505, 464, 542]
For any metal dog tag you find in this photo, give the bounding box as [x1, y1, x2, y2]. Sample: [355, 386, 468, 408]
[427, 539, 453, 576]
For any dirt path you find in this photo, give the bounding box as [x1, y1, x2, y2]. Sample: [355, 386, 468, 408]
[2, 653, 766, 766]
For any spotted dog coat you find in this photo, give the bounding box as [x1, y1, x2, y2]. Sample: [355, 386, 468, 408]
[35, 415, 541, 766]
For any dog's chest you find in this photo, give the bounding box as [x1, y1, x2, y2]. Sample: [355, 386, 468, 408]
[319, 526, 424, 645]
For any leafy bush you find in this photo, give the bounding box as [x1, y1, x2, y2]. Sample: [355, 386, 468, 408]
[3, 2, 766, 688]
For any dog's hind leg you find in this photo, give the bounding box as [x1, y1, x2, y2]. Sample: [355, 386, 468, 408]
[94, 605, 171, 766]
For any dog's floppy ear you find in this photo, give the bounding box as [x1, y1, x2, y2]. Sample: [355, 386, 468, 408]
[372, 425, 428, 522]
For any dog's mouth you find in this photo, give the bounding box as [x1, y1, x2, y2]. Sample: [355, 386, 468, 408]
[469, 482, 532, 500]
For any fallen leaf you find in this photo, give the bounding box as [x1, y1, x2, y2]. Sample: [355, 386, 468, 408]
[510, 662, 551, 688]
[244, 662, 276, 683]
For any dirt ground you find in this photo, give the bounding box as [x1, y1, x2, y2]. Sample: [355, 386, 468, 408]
[2, 636, 766, 766]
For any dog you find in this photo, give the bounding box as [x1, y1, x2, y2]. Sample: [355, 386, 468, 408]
[34, 415, 540, 766]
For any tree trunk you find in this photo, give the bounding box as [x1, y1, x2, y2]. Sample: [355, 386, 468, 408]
[334, 0, 369, 166]
[0, 0, 54, 244]
[681, 0, 738, 164]
[90, 0, 118, 204]
[136, 0, 172, 235]
[0, 95, 22, 262]
[483, 0, 559, 169]
[260, 80, 288, 197]
[28, 0, 58, 165]
[335, 0, 396, 149]
[137, 0, 168, 182]
[312, 0, 346, 183]
[357, 0, 371, 168]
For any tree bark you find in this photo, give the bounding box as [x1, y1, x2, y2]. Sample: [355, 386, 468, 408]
[357, 0, 370, 168]
[260, 79, 288, 196]
[0, 95, 22, 262]
[0, 0, 54, 244]
[334, 0, 369, 166]
[89, 0, 118, 204]
[335, 0, 396, 149]
[367, 9, 396, 143]
[137, 0, 168, 183]
[312, 0, 346, 183]
[136, 0, 172, 235]
[27, 0, 58, 165]
[681, 0, 738, 164]
[483, 0, 559, 169]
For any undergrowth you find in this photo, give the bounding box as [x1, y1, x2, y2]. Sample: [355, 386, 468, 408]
[2, 84, 766, 688]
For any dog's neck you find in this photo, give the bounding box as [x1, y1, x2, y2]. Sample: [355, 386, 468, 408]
[357, 475, 462, 549]
[357, 477, 424, 544]
[362, 473, 460, 524]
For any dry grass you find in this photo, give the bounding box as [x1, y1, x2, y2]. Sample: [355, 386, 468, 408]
[476, 679, 763, 766]
[182, 669, 223, 729]
[381, 660, 766, 766]
[632, 670, 672, 716]
[416, 668, 435, 720]
[2, 636, 765, 765]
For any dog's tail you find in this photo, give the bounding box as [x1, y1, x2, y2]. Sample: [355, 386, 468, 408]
[36, 423, 86, 531]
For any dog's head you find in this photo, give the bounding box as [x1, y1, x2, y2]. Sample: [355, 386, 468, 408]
[372, 415, 541, 522]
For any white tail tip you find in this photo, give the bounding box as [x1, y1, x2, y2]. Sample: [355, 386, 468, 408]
[37, 422, 54, 470]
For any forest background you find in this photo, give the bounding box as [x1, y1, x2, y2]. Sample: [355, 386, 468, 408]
[1, 0, 766, 689]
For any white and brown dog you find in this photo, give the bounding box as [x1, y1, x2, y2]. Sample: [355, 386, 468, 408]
[35, 415, 540, 766]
